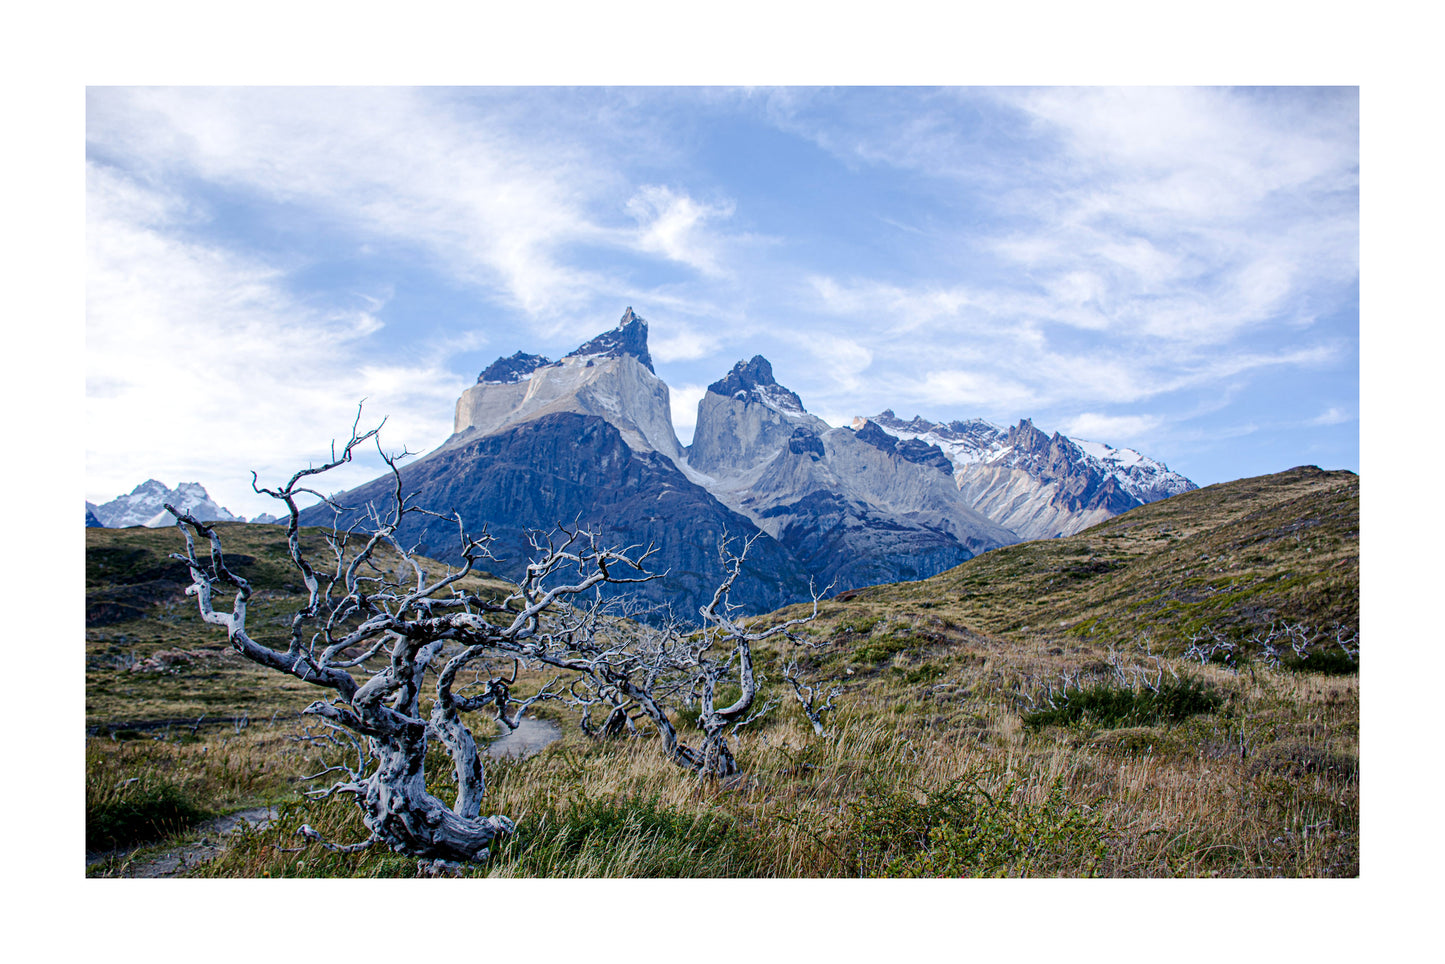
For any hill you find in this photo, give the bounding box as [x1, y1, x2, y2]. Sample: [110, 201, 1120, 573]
[84, 522, 513, 732]
[803, 465, 1358, 650]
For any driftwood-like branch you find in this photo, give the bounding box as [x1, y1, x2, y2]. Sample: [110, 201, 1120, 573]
[169, 415, 663, 863]
[172, 413, 823, 862]
[783, 660, 844, 737]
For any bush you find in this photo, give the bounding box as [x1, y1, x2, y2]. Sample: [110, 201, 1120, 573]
[1023, 677, 1221, 730]
[1285, 649, 1358, 676]
[842, 768, 1107, 877]
[87, 771, 211, 852]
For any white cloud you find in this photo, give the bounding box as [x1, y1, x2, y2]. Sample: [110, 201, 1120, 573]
[989, 88, 1358, 345]
[651, 323, 720, 363]
[87, 88, 621, 319]
[916, 369, 1036, 409]
[626, 185, 735, 277]
[809, 275, 977, 331]
[1062, 412, 1163, 443]
[795, 88, 1356, 369]
[86, 163, 462, 518]
[1308, 406, 1352, 426]
[668, 383, 708, 445]
[810, 337, 874, 392]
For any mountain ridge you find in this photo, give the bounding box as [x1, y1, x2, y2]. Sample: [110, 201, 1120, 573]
[90, 480, 242, 528]
[124, 308, 1199, 619]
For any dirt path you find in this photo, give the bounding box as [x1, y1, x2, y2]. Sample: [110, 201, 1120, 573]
[94, 715, 562, 878]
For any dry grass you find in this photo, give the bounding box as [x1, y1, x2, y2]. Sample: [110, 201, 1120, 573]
[116, 631, 1354, 878]
[84, 469, 1358, 877]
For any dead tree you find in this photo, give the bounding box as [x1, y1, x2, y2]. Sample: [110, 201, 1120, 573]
[523, 535, 822, 777]
[169, 415, 821, 864]
[167, 415, 658, 867]
[782, 662, 844, 737]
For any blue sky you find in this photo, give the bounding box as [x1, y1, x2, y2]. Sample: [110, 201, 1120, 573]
[86, 86, 1358, 518]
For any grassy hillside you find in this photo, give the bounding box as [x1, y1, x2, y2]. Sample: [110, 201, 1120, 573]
[85, 522, 513, 732]
[805, 465, 1358, 649]
[85, 467, 1359, 877]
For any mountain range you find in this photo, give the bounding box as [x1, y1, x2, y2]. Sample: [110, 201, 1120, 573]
[88, 481, 248, 529]
[288, 308, 1195, 618]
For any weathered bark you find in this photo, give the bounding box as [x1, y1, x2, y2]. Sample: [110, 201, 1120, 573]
[171, 415, 826, 865]
[167, 415, 658, 864]
[539, 535, 820, 778]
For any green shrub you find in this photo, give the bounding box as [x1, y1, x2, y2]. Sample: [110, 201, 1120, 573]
[1023, 677, 1221, 730]
[87, 771, 211, 852]
[854, 633, 918, 666]
[1285, 649, 1358, 676]
[843, 768, 1107, 877]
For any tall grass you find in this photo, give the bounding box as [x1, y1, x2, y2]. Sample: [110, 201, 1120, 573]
[90, 627, 1358, 879]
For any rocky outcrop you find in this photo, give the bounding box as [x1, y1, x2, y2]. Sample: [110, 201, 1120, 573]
[687, 357, 830, 476]
[452, 308, 682, 462]
[685, 360, 1016, 592]
[564, 306, 655, 373]
[852, 418, 954, 475]
[478, 351, 552, 384]
[299, 412, 811, 618]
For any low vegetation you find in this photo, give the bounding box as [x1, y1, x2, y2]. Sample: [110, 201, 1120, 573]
[85, 466, 1358, 877]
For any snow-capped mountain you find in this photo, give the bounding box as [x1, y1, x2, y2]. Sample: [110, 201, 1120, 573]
[861, 410, 1196, 539]
[685, 358, 1016, 589]
[302, 308, 1196, 617]
[90, 480, 241, 528]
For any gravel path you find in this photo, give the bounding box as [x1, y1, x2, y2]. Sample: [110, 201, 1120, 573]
[93, 715, 562, 878]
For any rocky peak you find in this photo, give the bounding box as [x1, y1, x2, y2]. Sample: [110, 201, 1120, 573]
[853, 419, 954, 475]
[564, 307, 654, 373]
[707, 355, 806, 414]
[478, 351, 553, 385]
[1006, 418, 1052, 454]
[93, 480, 239, 528]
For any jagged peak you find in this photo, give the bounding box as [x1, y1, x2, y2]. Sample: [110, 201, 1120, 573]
[564, 306, 654, 373]
[853, 419, 953, 475]
[707, 355, 806, 414]
[1007, 417, 1050, 449]
[868, 410, 1005, 440]
[478, 351, 553, 384]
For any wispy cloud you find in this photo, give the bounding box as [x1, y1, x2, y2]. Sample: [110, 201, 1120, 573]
[915, 369, 1037, 410]
[1308, 406, 1353, 426]
[85, 162, 463, 516]
[1062, 412, 1163, 444]
[651, 322, 721, 363]
[89, 88, 625, 319]
[626, 185, 736, 277]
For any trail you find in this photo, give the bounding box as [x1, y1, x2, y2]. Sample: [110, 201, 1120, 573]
[90, 715, 563, 878]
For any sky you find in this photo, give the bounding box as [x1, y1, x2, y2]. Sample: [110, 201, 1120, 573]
[85, 86, 1358, 519]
